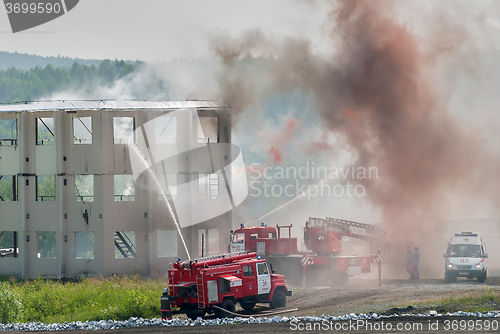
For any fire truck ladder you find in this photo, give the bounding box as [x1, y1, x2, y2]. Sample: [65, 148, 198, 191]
[327, 217, 384, 242]
[189, 251, 250, 265]
[196, 276, 205, 308]
[114, 232, 136, 258]
[307, 217, 384, 242]
[168, 273, 175, 297]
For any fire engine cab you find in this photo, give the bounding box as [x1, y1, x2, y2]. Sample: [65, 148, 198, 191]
[229, 218, 384, 286]
[161, 251, 292, 319]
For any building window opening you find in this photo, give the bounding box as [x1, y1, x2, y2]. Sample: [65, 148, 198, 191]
[36, 175, 55, 201]
[114, 175, 135, 201]
[75, 232, 94, 259]
[73, 116, 92, 144]
[36, 117, 55, 145]
[0, 175, 17, 201]
[155, 115, 176, 144]
[198, 117, 218, 143]
[199, 173, 219, 200]
[75, 175, 94, 202]
[37, 231, 56, 259]
[156, 174, 177, 200]
[0, 118, 17, 146]
[113, 117, 135, 144]
[114, 231, 136, 259]
[0, 231, 19, 257]
[208, 229, 219, 255]
[198, 229, 206, 257]
[157, 230, 178, 258]
[197, 229, 220, 257]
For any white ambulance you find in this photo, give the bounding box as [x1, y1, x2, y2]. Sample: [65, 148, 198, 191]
[443, 232, 488, 283]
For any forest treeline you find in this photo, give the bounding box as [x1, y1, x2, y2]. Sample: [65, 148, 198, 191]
[0, 60, 143, 103]
[0, 51, 104, 71]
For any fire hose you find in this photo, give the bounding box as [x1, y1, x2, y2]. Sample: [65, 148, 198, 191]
[212, 305, 299, 318]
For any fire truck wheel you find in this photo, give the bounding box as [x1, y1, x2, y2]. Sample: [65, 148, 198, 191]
[332, 273, 349, 286]
[186, 311, 204, 320]
[240, 301, 256, 311]
[216, 298, 236, 318]
[270, 290, 286, 309]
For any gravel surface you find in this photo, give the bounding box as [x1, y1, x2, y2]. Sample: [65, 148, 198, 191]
[2, 311, 500, 331]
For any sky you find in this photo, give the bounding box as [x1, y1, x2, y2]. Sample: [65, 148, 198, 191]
[0, 0, 329, 61]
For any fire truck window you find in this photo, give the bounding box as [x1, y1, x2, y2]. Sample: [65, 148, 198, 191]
[268, 232, 276, 239]
[231, 233, 244, 244]
[243, 265, 254, 277]
[257, 263, 269, 275]
[250, 234, 258, 240]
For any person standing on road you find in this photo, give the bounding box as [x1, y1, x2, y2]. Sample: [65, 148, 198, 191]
[413, 247, 420, 279]
[406, 245, 414, 279]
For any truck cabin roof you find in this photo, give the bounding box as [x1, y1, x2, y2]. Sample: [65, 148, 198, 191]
[233, 226, 277, 238]
[204, 258, 265, 269]
[173, 258, 267, 274]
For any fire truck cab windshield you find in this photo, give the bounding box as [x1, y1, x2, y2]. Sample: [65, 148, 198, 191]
[231, 233, 245, 243]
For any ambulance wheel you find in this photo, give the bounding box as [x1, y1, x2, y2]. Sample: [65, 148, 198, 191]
[478, 271, 487, 283]
[240, 301, 256, 311]
[445, 272, 456, 283]
[216, 298, 235, 318]
[270, 290, 286, 309]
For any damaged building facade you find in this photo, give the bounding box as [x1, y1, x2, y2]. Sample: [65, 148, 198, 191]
[0, 100, 237, 278]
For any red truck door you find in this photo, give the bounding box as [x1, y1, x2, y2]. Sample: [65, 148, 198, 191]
[256, 262, 271, 295]
[242, 264, 257, 295]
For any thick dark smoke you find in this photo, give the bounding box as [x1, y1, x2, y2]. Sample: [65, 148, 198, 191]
[210, 0, 487, 241]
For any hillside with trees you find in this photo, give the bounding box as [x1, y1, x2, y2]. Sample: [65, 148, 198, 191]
[0, 60, 143, 103]
[0, 51, 105, 71]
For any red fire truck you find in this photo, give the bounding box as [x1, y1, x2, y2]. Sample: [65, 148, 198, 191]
[229, 217, 384, 286]
[161, 251, 292, 319]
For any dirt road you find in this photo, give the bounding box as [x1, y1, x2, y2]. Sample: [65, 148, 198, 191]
[285, 277, 500, 316]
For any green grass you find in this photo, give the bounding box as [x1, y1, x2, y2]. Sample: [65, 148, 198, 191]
[412, 288, 500, 314]
[0, 274, 166, 324]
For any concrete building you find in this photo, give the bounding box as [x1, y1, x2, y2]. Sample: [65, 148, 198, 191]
[0, 100, 235, 278]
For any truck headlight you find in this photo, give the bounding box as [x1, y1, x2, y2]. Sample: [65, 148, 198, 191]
[476, 263, 481, 268]
[447, 264, 453, 268]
